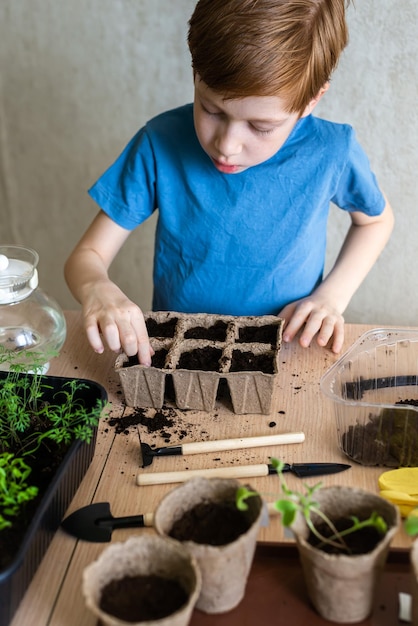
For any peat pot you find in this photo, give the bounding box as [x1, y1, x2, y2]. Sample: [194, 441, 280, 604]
[154, 476, 263, 614]
[291, 485, 400, 623]
[82, 535, 201, 626]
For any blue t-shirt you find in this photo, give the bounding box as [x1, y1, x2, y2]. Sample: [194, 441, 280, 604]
[89, 104, 385, 316]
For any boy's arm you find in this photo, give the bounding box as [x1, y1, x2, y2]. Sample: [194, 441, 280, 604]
[280, 198, 394, 354]
[64, 210, 153, 365]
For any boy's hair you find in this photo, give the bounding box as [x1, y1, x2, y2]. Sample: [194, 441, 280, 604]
[188, 0, 350, 113]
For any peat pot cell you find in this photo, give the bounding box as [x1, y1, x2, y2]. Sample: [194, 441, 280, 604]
[122, 349, 168, 369]
[184, 320, 228, 341]
[151, 348, 169, 369]
[237, 324, 278, 346]
[230, 350, 275, 374]
[123, 355, 140, 367]
[177, 347, 222, 371]
[146, 317, 178, 338]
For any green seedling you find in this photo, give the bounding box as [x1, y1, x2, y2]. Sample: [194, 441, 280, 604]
[0, 347, 107, 533]
[404, 509, 418, 537]
[236, 458, 388, 553]
[0, 348, 106, 457]
[0, 453, 38, 530]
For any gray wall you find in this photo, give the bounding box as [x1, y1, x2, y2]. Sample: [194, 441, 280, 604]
[1, 1, 417, 326]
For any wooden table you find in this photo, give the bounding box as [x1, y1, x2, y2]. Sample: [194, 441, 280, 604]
[10, 312, 414, 625]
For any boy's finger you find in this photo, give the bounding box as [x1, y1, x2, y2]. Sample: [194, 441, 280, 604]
[131, 314, 153, 366]
[137, 341, 153, 367]
[104, 322, 125, 353]
[85, 319, 105, 354]
[330, 320, 345, 354]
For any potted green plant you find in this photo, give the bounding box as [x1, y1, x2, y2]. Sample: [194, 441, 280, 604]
[237, 459, 400, 624]
[154, 475, 263, 614]
[0, 348, 107, 626]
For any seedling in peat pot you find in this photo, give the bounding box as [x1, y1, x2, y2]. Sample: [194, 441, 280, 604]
[236, 458, 388, 553]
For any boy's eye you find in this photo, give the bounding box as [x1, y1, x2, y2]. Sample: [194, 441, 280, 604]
[201, 103, 220, 116]
[251, 125, 275, 135]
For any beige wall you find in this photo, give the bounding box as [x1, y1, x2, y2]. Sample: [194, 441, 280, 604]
[1, 1, 417, 326]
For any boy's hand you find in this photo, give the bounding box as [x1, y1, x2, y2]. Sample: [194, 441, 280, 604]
[63, 211, 154, 365]
[279, 296, 345, 354]
[82, 280, 153, 366]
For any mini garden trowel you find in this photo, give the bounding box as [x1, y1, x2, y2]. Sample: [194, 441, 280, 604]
[61, 502, 154, 542]
[139, 431, 305, 467]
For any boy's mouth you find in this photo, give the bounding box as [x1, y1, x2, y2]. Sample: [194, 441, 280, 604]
[212, 158, 240, 174]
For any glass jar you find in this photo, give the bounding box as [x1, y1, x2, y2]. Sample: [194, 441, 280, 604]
[0, 244, 66, 372]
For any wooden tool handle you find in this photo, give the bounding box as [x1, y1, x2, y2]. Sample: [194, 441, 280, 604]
[143, 512, 154, 527]
[137, 464, 269, 486]
[182, 432, 305, 455]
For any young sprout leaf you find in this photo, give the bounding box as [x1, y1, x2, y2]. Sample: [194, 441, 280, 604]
[236, 486, 259, 511]
[273, 499, 297, 526]
[405, 512, 418, 537]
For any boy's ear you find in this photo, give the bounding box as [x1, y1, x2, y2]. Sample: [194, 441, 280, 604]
[300, 82, 330, 118]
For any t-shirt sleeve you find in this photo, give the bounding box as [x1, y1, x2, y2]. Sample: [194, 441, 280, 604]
[88, 127, 157, 230]
[331, 129, 386, 216]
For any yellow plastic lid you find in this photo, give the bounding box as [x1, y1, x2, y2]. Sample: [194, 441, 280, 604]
[378, 468, 418, 517]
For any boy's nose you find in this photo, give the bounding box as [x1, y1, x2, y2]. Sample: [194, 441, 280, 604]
[214, 125, 242, 158]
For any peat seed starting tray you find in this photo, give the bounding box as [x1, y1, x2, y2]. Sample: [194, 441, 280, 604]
[115, 312, 283, 414]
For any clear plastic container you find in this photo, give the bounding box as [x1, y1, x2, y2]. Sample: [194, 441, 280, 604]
[320, 328, 418, 467]
[0, 244, 66, 372]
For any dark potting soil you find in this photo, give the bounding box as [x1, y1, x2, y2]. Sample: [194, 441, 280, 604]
[308, 517, 384, 555]
[123, 348, 169, 369]
[124, 354, 140, 367]
[341, 398, 418, 466]
[108, 406, 177, 435]
[100, 574, 188, 622]
[184, 320, 228, 341]
[108, 404, 198, 448]
[229, 349, 275, 374]
[146, 317, 178, 338]
[178, 346, 222, 371]
[151, 348, 169, 369]
[124, 336, 276, 376]
[168, 500, 252, 546]
[237, 324, 278, 346]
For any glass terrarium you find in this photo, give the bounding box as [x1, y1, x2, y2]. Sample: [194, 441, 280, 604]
[0, 244, 66, 372]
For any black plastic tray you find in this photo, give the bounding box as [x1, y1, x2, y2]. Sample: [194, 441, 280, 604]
[0, 372, 107, 626]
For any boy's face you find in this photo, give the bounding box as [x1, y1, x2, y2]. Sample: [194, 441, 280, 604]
[193, 77, 307, 174]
